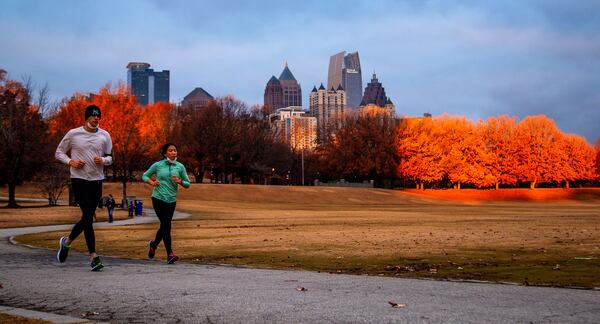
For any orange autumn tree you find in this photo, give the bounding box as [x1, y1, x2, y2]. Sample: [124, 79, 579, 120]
[396, 115, 444, 189]
[560, 134, 596, 188]
[49, 83, 146, 204]
[436, 115, 494, 189]
[48, 95, 89, 139]
[514, 115, 564, 189]
[596, 138, 600, 180]
[479, 115, 520, 189]
[139, 101, 177, 158]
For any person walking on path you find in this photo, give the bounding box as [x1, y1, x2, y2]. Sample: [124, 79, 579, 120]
[142, 143, 190, 264]
[106, 194, 116, 223]
[55, 104, 113, 271]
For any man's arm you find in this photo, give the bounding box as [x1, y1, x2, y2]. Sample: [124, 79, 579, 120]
[55, 132, 72, 165]
[102, 132, 113, 166]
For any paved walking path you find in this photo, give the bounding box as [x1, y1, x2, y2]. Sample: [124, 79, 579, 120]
[0, 211, 598, 323]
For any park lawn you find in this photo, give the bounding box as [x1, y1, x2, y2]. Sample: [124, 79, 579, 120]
[0, 203, 131, 228]
[0, 313, 52, 324]
[9, 183, 600, 288]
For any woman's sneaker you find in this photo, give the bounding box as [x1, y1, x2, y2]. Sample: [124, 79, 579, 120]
[167, 253, 179, 264]
[57, 236, 70, 263]
[148, 241, 156, 259]
[91, 256, 104, 271]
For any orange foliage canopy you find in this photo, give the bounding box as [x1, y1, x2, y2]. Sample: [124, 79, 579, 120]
[396, 114, 596, 189]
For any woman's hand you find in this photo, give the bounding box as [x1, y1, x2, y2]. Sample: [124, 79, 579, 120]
[171, 176, 182, 184]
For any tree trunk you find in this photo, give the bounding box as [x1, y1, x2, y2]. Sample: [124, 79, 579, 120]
[495, 182, 499, 190]
[457, 182, 461, 190]
[7, 182, 19, 208]
[122, 179, 128, 207]
[530, 179, 536, 190]
[566, 181, 570, 189]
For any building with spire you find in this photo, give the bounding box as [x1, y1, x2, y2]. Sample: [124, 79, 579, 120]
[309, 83, 347, 142]
[264, 63, 302, 113]
[126, 62, 169, 106]
[360, 73, 395, 116]
[327, 51, 363, 109]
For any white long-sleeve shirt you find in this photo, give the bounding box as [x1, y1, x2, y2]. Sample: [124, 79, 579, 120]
[55, 126, 113, 181]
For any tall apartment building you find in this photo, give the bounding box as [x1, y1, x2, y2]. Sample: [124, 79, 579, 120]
[269, 107, 317, 151]
[309, 83, 347, 141]
[327, 51, 363, 109]
[126, 62, 169, 106]
[264, 63, 302, 113]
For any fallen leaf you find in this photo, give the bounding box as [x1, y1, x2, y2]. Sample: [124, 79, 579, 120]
[552, 264, 560, 270]
[296, 287, 307, 292]
[388, 301, 406, 308]
[81, 311, 99, 317]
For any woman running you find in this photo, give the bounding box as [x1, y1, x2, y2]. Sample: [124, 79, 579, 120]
[142, 143, 190, 264]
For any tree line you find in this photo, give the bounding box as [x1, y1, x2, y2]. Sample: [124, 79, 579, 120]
[1, 71, 600, 207]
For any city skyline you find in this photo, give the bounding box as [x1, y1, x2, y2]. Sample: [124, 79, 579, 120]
[1, 1, 599, 142]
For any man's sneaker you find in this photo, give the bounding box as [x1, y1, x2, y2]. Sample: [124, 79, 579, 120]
[91, 256, 104, 271]
[167, 254, 179, 264]
[148, 241, 156, 259]
[57, 236, 70, 263]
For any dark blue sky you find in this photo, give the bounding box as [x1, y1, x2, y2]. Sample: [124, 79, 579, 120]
[1, 0, 599, 142]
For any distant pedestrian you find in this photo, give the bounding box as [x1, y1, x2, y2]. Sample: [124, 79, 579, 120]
[106, 194, 115, 223]
[55, 104, 113, 271]
[128, 201, 134, 218]
[142, 143, 190, 264]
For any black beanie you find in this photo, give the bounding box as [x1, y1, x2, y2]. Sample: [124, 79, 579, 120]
[84, 105, 101, 119]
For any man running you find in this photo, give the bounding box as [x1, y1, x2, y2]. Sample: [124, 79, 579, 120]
[55, 104, 113, 271]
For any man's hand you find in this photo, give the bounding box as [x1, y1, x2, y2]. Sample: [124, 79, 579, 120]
[94, 156, 103, 165]
[69, 160, 85, 169]
[150, 180, 160, 187]
[171, 176, 182, 184]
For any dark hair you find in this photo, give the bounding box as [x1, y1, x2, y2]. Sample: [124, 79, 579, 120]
[160, 143, 178, 156]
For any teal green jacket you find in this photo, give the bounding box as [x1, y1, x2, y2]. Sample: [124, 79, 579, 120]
[142, 159, 190, 203]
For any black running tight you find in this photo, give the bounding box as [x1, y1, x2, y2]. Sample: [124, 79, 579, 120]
[151, 197, 176, 254]
[69, 178, 102, 254]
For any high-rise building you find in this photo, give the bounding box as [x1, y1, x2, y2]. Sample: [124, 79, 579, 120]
[309, 83, 346, 141]
[360, 73, 395, 116]
[181, 87, 214, 109]
[269, 107, 317, 151]
[264, 63, 302, 114]
[264, 76, 284, 113]
[361, 73, 388, 107]
[126, 62, 170, 106]
[327, 51, 363, 109]
[279, 63, 302, 107]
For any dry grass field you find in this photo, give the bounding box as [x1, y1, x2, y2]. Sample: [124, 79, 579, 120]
[0, 313, 52, 324]
[5, 183, 600, 287]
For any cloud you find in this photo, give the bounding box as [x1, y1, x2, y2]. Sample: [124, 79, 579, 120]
[1, 0, 598, 142]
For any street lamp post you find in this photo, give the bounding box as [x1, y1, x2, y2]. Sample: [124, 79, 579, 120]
[301, 149, 305, 186]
